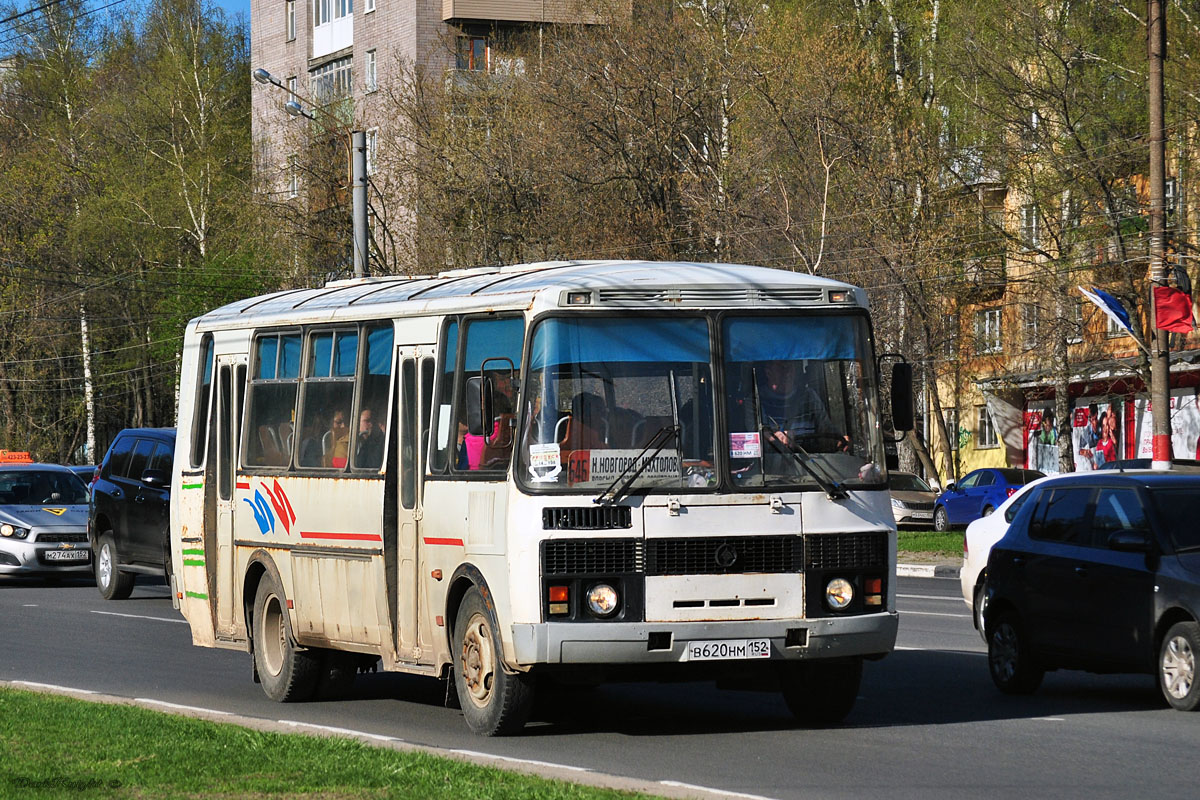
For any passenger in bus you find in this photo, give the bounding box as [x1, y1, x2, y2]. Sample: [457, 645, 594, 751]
[355, 407, 384, 468]
[323, 409, 350, 468]
[567, 392, 610, 450]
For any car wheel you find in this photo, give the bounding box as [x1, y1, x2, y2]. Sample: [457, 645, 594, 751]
[987, 610, 1044, 694]
[973, 579, 988, 641]
[982, 505, 995, 517]
[453, 587, 534, 736]
[95, 533, 134, 600]
[933, 506, 950, 532]
[252, 573, 321, 702]
[1160, 621, 1200, 711]
[780, 658, 863, 726]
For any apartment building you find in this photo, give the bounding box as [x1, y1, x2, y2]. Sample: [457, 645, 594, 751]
[251, 0, 623, 247]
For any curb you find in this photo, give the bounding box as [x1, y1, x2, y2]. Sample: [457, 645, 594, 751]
[897, 562, 961, 579]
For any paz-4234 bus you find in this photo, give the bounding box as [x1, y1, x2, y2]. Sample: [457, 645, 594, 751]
[169, 260, 913, 735]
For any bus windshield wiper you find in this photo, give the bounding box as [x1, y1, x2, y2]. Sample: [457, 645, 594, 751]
[595, 425, 681, 506]
[761, 425, 848, 500]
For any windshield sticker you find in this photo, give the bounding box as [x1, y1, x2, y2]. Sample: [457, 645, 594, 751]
[528, 442, 562, 483]
[729, 432, 761, 459]
[567, 449, 682, 486]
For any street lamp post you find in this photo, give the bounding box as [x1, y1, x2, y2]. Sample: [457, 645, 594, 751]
[254, 67, 369, 279]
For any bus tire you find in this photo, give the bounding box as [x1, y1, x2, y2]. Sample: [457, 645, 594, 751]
[779, 658, 863, 726]
[252, 574, 320, 702]
[95, 533, 135, 601]
[452, 587, 533, 736]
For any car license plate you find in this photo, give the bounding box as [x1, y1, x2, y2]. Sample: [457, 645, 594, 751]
[45, 549, 89, 562]
[684, 638, 771, 661]
[912, 511, 933, 519]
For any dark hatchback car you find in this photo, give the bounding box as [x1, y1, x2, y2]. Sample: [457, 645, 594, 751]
[89, 428, 176, 600]
[934, 467, 1044, 531]
[984, 472, 1200, 710]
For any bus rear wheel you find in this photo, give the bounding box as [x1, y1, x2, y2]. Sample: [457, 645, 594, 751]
[779, 658, 863, 726]
[253, 574, 320, 702]
[453, 587, 533, 736]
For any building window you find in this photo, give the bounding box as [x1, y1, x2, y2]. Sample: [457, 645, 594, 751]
[1166, 177, 1178, 229]
[945, 408, 959, 452]
[977, 405, 999, 449]
[1021, 304, 1039, 349]
[942, 313, 958, 358]
[1068, 298, 1084, 344]
[287, 155, 299, 198]
[365, 49, 377, 92]
[311, 56, 353, 103]
[365, 127, 377, 176]
[286, 75, 297, 99]
[365, 0, 374, 11]
[286, 0, 296, 41]
[1020, 204, 1040, 250]
[456, 35, 489, 71]
[1106, 305, 1128, 338]
[975, 308, 1002, 354]
[314, 0, 352, 26]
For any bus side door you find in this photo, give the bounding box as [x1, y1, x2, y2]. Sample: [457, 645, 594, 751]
[392, 346, 434, 661]
[213, 355, 246, 638]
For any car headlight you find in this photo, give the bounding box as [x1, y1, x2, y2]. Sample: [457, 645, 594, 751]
[585, 583, 619, 617]
[0, 524, 29, 539]
[826, 577, 854, 610]
[890, 498, 905, 510]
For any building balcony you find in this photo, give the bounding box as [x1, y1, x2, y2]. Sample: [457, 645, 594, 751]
[442, 0, 626, 25]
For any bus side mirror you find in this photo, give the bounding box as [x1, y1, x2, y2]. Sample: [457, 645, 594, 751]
[465, 376, 485, 436]
[890, 362, 914, 433]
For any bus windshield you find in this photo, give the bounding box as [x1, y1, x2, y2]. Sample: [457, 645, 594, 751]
[517, 313, 885, 494]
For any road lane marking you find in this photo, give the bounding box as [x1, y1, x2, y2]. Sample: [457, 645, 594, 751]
[137, 699, 231, 715]
[90, 610, 187, 624]
[13, 681, 97, 694]
[278, 720, 400, 743]
[660, 781, 778, 800]
[1033, 717, 1066, 721]
[898, 594, 965, 602]
[449, 750, 592, 773]
[895, 646, 986, 656]
[901, 610, 970, 618]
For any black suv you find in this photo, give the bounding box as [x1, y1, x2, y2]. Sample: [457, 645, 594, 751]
[89, 428, 176, 599]
[985, 471, 1200, 711]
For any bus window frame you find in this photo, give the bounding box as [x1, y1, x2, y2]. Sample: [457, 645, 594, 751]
[242, 327, 303, 472]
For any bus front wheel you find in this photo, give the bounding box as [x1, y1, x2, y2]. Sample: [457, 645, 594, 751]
[252, 574, 321, 702]
[452, 587, 533, 736]
[779, 657, 863, 726]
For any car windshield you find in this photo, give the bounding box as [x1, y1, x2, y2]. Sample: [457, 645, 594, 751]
[889, 473, 931, 492]
[516, 312, 886, 494]
[0, 469, 89, 505]
[1151, 487, 1200, 551]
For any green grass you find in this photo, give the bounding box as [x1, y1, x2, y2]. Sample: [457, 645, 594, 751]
[0, 688, 654, 800]
[896, 528, 964, 559]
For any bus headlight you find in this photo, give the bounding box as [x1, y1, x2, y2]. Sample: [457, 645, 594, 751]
[825, 578, 853, 610]
[585, 583, 619, 617]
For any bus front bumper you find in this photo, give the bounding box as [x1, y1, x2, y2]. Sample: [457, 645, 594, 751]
[510, 611, 898, 665]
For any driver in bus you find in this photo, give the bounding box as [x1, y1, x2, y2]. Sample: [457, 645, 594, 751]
[757, 360, 849, 453]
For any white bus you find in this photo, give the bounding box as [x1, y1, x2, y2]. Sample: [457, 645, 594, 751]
[170, 260, 913, 735]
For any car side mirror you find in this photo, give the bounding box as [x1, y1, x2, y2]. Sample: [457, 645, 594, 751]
[464, 375, 485, 436]
[1108, 530, 1149, 553]
[141, 468, 170, 489]
[945, 482, 956, 493]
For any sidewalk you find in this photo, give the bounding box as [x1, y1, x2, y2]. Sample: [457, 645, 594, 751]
[896, 556, 961, 579]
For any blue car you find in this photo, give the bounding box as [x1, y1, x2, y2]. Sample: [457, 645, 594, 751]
[934, 467, 1044, 531]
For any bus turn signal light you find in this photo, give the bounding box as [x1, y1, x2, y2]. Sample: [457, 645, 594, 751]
[549, 585, 569, 615]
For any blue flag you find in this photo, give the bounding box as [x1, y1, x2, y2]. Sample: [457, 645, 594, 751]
[1078, 286, 1134, 337]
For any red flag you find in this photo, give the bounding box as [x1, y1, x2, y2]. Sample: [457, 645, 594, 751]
[1154, 285, 1194, 333]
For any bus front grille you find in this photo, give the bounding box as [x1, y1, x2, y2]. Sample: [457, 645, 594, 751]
[803, 532, 887, 570]
[541, 538, 644, 575]
[542, 505, 633, 531]
[645, 535, 803, 576]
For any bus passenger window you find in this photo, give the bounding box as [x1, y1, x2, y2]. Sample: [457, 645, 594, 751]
[429, 320, 458, 474]
[298, 329, 357, 470]
[457, 316, 524, 472]
[245, 332, 300, 468]
[353, 323, 393, 471]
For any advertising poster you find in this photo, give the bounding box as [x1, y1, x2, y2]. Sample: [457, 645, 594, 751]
[1072, 397, 1121, 471]
[1133, 391, 1200, 461]
[1024, 403, 1061, 474]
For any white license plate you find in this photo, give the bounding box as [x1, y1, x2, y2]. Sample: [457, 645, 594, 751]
[45, 549, 89, 562]
[911, 511, 933, 519]
[684, 638, 771, 661]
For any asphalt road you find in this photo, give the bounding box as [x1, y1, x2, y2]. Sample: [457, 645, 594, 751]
[1, 573, 1193, 800]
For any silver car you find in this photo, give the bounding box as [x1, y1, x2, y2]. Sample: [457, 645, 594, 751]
[0, 463, 92, 576]
[888, 471, 938, 527]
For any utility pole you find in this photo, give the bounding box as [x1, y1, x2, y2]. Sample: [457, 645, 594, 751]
[1148, 0, 1171, 469]
[352, 130, 369, 279]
